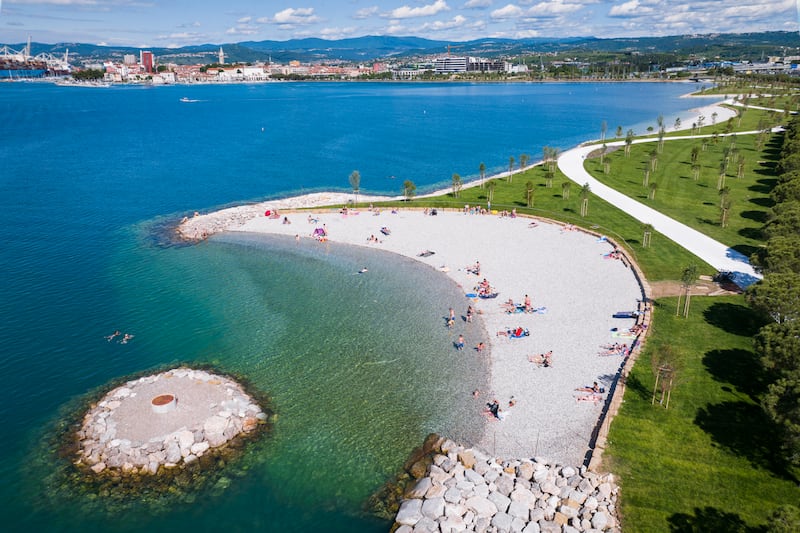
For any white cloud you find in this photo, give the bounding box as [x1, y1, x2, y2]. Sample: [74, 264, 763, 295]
[490, 3, 523, 20]
[609, 0, 642, 17]
[319, 26, 357, 38]
[225, 24, 258, 35]
[354, 6, 379, 19]
[464, 0, 492, 8]
[272, 7, 321, 25]
[385, 22, 407, 34]
[527, 0, 585, 16]
[421, 14, 467, 31]
[387, 0, 450, 19]
[237, 16, 252, 23]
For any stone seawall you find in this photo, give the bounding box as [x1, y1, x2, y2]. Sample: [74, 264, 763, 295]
[389, 436, 620, 533]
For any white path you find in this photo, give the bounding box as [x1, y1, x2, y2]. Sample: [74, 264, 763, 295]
[557, 130, 772, 287]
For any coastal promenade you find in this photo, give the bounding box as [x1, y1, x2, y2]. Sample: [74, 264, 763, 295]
[558, 106, 763, 287]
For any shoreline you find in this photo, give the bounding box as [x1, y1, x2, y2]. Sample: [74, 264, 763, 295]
[200, 208, 646, 465]
[174, 92, 733, 464]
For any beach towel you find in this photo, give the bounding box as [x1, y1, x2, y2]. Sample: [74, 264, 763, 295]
[534, 306, 547, 314]
[611, 331, 637, 339]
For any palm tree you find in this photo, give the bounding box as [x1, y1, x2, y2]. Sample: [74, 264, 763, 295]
[402, 179, 416, 201]
[657, 129, 665, 153]
[674, 117, 681, 130]
[486, 180, 496, 207]
[545, 169, 554, 188]
[600, 120, 607, 141]
[641, 223, 654, 248]
[599, 143, 607, 165]
[692, 163, 701, 181]
[649, 149, 658, 172]
[648, 182, 658, 200]
[711, 111, 718, 125]
[697, 114, 706, 129]
[520, 153, 530, 172]
[349, 170, 361, 205]
[579, 182, 591, 217]
[616, 125, 623, 138]
[508, 156, 515, 182]
[452, 173, 462, 198]
[562, 181, 571, 200]
[690, 146, 700, 165]
[657, 114, 664, 132]
[625, 130, 634, 157]
[525, 181, 534, 207]
[721, 198, 733, 228]
[717, 162, 727, 190]
[479, 162, 486, 188]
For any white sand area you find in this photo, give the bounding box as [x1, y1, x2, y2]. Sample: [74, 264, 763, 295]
[222, 209, 644, 465]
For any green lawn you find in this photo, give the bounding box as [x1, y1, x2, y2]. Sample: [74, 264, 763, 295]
[583, 106, 784, 258]
[605, 295, 800, 531]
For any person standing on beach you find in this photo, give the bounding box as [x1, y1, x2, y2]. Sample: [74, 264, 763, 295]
[466, 305, 474, 323]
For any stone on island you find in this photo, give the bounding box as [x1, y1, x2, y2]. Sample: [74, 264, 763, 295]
[76, 367, 267, 476]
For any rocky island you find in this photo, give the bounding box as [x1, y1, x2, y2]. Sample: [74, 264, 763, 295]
[75, 367, 268, 476]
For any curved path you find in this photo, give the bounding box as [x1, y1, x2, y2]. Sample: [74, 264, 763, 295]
[557, 130, 771, 287]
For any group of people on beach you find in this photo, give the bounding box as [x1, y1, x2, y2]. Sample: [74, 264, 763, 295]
[482, 395, 516, 420]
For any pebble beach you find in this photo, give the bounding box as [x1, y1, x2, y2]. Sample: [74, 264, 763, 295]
[180, 206, 645, 466]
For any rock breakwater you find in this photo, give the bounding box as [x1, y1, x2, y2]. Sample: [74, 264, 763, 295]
[390, 435, 620, 533]
[76, 367, 268, 476]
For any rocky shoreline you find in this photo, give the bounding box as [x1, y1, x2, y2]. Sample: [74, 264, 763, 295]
[384, 435, 620, 533]
[75, 367, 268, 476]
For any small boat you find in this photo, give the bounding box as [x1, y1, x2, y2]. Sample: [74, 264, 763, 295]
[179, 97, 199, 103]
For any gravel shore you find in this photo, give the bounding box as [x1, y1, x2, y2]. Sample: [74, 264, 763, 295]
[185, 208, 644, 465]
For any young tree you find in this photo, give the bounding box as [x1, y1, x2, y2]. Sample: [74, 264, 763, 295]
[599, 143, 607, 165]
[508, 155, 515, 183]
[520, 153, 530, 171]
[600, 120, 607, 141]
[349, 170, 361, 205]
[579, 182, 591, 217]
[692, 163, 701, 181]
[641, 223, 654, 248]
[479, 162, 486, 188]
[561, 181, 571, 200]
[451, 173, 462, 198]
[524, 180, 535, 207]
[676, 264, 698, 317]
[402, 179, 416, 201]
[648, 182, 658, 200]
[545, 169, 554, 188]
[615, 125, 623, 138]
[625, 129, 635, 157]
[487, 180, 496, 205]
[720, 198, 733, 228]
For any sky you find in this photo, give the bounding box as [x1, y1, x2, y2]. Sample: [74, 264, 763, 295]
[0, 0, 797, 48]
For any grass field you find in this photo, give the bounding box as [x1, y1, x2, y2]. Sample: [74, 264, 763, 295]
[605, 295, 800, 531]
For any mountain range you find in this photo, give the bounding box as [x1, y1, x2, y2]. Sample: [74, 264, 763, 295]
[8, 31, 799, 65]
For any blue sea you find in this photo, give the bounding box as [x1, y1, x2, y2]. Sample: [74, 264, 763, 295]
[0, 80, 712, 532]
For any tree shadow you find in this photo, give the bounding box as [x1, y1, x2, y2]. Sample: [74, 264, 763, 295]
[730, 244, 759, 259]
[695, 401, 796, 481]
[702, 302, 764, 337]
[749, 197, 775, 208]
[621, 371, 651, 401]
[748, 178, 778, 193]
[668, 506, 764, 533]
[738, 227, 764, 241]
[702, 349, 767, 397]
[739, 210, 768, 223]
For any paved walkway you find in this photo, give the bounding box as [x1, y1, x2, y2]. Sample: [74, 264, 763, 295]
[557, 130, 770, 287]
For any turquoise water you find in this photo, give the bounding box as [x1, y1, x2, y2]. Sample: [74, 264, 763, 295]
[0, 80, 709, 531]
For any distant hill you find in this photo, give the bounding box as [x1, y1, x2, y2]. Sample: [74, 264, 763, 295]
[6, 31, 799, 66]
